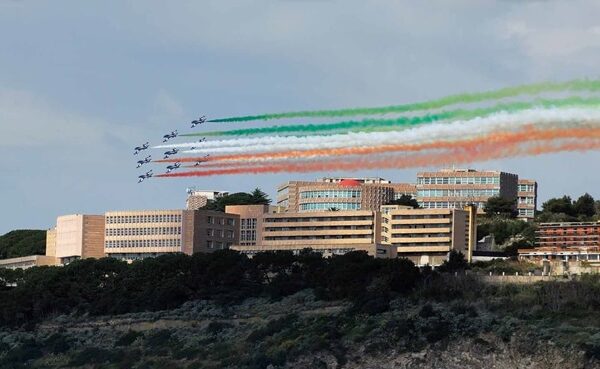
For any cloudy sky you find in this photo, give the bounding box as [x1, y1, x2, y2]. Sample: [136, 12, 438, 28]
[1, 0, 599, 233]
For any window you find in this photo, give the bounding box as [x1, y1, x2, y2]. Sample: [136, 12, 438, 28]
[207, 216, 214, 224]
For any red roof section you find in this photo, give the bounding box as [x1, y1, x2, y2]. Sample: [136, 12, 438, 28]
[339, 179, 361, 187]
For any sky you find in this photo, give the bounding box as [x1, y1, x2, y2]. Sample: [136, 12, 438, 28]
[1, 0, 600, 233]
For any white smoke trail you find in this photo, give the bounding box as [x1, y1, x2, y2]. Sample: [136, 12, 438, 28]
[153, 108, 600, 154]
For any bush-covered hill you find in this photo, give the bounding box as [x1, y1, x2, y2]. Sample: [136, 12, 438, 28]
[0, 251, 599, 368]
[0, 230, 46, 259]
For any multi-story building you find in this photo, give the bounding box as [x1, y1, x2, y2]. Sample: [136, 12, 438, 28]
[518, 246, 600, 275]
[0, 255, 57, 270]
[416, 168, 518, 213]
[536, 221, 600, 248]
[230, 209, 396, 258]
[185, 189, 229, 210]
[380, 205, 477, 266]
[277, 177, 414, 213]
[517, 179, 537, 221]
[225, 204, 272, 246]
[104, 209, 239, 261]
[46, 214, 106, 265]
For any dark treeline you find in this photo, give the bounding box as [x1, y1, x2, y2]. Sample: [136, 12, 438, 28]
[0, 250, 422, 327]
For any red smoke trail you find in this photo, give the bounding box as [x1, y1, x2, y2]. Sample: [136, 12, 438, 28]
[159, 126, 600, 167]
[157, 137, 600, 178]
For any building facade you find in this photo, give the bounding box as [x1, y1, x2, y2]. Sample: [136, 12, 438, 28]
[380, 205, 477, 266]
[230, 209, 396, 258]
[46, 214, 106, 265]
[277, 177, 415, 213]
[225, 204, 272, 246]
[416, 168, 519, 213]
[518, 246, 600, 275]
[517, 179, 537, 221]
[185, 189, 229, 210]
[104, 209, 239, 261]
[0, 255, 57, 270]
[536, 221, 600, 248]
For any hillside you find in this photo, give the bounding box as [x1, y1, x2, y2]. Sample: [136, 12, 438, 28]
[0, 251, 599, 368]
[0, 230, 46, 259]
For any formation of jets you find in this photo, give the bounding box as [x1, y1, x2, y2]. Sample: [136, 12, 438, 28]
[134, 115, 209, 182]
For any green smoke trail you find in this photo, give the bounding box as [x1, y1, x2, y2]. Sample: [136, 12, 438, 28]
[183, 97, 600, 137]
[207, 79, 600, 123]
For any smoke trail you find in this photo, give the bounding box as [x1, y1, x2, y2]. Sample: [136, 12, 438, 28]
[159, 126, 600, 166]
[207, 79, 600, 123]
[157, 138, 600, 177]
[188, 97, 600, 137]
[155, 108, 600, 154]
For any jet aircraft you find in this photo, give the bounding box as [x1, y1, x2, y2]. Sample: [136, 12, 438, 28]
[166, 162, 181, 173]
[162, 130, 178, 143]
[136, 156, 152, 168]
[194, 154, 210, 166]
[191, 116, 206, 128]
[163, 148, 179, 159]
[134, 142, 149, 155]
[137, 170, 153, 183]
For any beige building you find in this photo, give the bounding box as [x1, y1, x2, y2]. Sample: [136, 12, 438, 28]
[225, 204, 272, 246]
[104, 209, 239, 261]
[0, 255, 57, 270]
[185, 188, 229, 210]
[46, 214, 106, 265]
[416, 168, 519, 213]
[231, 209, 396, 258]
[517, 179, 537, 221]
[277, 177, 415, 213]
[380, 205, 477, 266]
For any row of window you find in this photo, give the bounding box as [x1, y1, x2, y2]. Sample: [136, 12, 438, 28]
[419, 201, 486, 209]
[299, 190, 362, 199]
[518, 184, 535, 192]
[265, 225, 372, 231]
[106, 239, 181, 248]
[206, 240, 233, 249]
[241, 230, 257, 242]
[207, 228, 235, 238]
[265, 216, 372, 222]
[417, 189, 499, 198]
[241, 218, 258, 229]
[105, 227, 181, 237]
[518, 196, 535, 204]
[106, 214, 182, 224]
[207, 216, 236, 226]
[299, 203, 361, 211]
[518, 209, 535, 217]
[264, 235, 371, 240]
[417, 176, 500, 185]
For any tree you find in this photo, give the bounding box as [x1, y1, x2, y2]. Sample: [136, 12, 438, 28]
[385, 195, 420, 209]
[484, 196, 517, 218]
[574, 193, 596, 219]
[202, 189, 271, 212]
[437, 250, 468, 273]
[541, 196, 575, 217]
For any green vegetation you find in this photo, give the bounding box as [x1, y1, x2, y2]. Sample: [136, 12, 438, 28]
[0, 230, 46, 259]
[385, 194, 420, 208]
[0, 254, 598, 368]
[484, 196, 517, 218]
[202, 188, 271, 212]
[537, 193, 599, 222]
